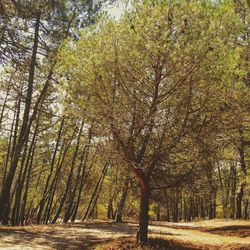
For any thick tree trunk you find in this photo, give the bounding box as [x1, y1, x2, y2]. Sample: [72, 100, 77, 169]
[135, 169, 150, 246]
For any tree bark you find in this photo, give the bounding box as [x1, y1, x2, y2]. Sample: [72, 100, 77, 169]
[37, 117, 65, 224]
[135, 169, 150, 246]
[230, 165, 237, 219]
[63, 120, 84, 223]
[156, 203, 160, 221]
[83, 162, 109, 220]
[236, 183, 245, 219]
[51, 125, 78, 224]
[116, 174, 130, 222]
[236, 130, 247, 219]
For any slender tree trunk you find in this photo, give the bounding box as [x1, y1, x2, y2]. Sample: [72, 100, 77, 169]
[71, 137, 94, 222]
[236, 183, 245, 219]
[63, 121, 84, 223]
[189, 197, 193, 221]
[209, 186, 216, 219]
[2, 100, 19, 191]
[184, 198, 187, 222]
[20, 139, 37, 225]
[0, 84, 10, 127]
[37, 117, 64, 224]
[200, 196, 205, 219]
[173, 189, 179, 222]
[179, 191, 182, 221]
[116, 174, 130, 222]
[83, 162, 109, 220]
[0, 13, 40, 224]
[230, 165, 237, 219]
[51, 125, 81, 224]
[236, 130, 247, 219]
[156, 203, 160, 221]
[42, 134, 75, 224]
[244, 194, 249, 219]
[11, 139, 29, 225]
[43, 141, 69, 224]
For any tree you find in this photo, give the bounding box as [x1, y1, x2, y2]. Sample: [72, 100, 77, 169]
[59, 0, 242, 244]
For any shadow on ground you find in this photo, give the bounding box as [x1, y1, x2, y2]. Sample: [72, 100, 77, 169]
[0, 222, 138, 249]
[205, 225, 250, 238]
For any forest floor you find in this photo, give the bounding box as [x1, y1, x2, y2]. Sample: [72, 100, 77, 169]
[0, 219, 249, 249]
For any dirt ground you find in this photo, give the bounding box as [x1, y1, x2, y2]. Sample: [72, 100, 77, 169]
[0, 220, 249, 249]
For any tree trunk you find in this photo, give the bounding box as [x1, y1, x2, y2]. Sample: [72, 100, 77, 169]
[230, 165, 237, 219]
[236, 183, 245, 219]
[179, 191, 182, 221]
[51, 126, 79, 224]
[20, 139, 37, 225]
[184, 198, 187, 222]
[156, 203, 160, 221]
[83, 162, 109, 220]
[244, 194, 249, 220]
[0, 84, 10, 127]
[135, 169, 150, 246]
[63, 121, 84, 223]
[71, 126, 93, 222]
[2, 100, 19, 191]
[209, 187, 216, 219]
[0, 13, 40, 224]
[37, 117, 64, 224]
[236, 130, 247, 219]
[43, 136, 74, 224]
[116, 174, 130, 222]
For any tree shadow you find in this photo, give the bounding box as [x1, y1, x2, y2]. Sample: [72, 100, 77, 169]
[0, 222, 138, 249]
[205, 225, 250, 238]
[68, 221, 138, 234]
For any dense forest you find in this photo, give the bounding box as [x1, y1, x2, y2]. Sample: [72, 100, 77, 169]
[0, 0, 249, 247]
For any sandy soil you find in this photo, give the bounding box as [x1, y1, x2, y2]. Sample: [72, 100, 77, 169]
[0, 220, 249, 249]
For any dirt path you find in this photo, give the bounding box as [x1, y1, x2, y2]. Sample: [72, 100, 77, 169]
[0, 220, 249, 249]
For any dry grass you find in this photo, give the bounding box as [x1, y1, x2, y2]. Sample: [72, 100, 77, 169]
[95, 236, 196, 250]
